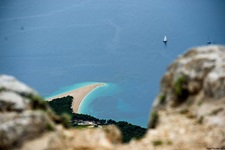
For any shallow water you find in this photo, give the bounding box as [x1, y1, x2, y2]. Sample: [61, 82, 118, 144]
[0, 0, 225, 127]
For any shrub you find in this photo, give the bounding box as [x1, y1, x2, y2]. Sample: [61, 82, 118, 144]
[148, 111, 159, 129]
[31, 95, 49, 110]
[197, 116, 204, 124]
[60, 113, 71, 128]
[0, 87, 5, 92]
[209, 108, 223, 116]
[22, 93, 48, 110]
[167, 140, 173, 145]
[173, 75, 189, 103]
[46, 123, 55, 131]
[159, 94, 166, 105]
[198, 101, 203, 106]
[152, 140, 163, 146]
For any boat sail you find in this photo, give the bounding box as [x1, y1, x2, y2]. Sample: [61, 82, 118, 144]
[163, 36, 167, 43]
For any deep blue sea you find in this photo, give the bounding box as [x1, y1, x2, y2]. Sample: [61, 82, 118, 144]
[0, 0, 225, 127]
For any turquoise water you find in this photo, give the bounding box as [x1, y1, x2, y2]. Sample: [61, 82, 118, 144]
[1, 0, 225, 127]
[78, 83, 121, 113]
[46, 82, 121, 114]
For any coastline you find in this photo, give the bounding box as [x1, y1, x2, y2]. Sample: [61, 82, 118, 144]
[46, 83, 105, 113]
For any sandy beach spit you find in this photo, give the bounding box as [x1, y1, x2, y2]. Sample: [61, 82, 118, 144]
[46, 83, 105, 113]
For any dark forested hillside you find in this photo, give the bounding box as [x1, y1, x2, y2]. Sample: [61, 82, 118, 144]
[47, 96, 146, 143]
[48, 95, 74, 116]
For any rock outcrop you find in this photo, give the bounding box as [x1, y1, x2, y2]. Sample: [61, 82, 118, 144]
[0, 75, 55, 149]
[147, 45, 225, 149]
[20, 125, 121, 150]
[151, 45, 225, 126]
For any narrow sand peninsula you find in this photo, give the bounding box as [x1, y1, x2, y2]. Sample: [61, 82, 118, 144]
[47, 83, 105, 113]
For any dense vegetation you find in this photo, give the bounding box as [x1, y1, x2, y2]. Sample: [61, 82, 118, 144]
[47, 96, 147, 143]
[116, 121, 147, 142]
[48, 95, 74, 116]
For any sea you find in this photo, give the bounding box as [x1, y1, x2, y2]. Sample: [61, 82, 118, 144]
[0, 0, 225, 127]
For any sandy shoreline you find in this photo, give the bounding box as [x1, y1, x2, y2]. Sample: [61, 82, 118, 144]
[46, 83, 105, 113]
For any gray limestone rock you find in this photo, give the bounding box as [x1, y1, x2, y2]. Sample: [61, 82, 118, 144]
[0, 91, 27, 112]
[0, 75, 37, 95]
[0, 75, 54, 150]
[0, 111, 53, 149]
[151, 45, 225, 128]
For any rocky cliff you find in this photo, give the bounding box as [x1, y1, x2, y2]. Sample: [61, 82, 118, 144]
[146, 45, 225, 149]
[151, 45, 225, 127]
[1, 45, 225, 150]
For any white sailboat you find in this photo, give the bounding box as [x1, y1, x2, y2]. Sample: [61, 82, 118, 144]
[163, 35, 167, 43]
